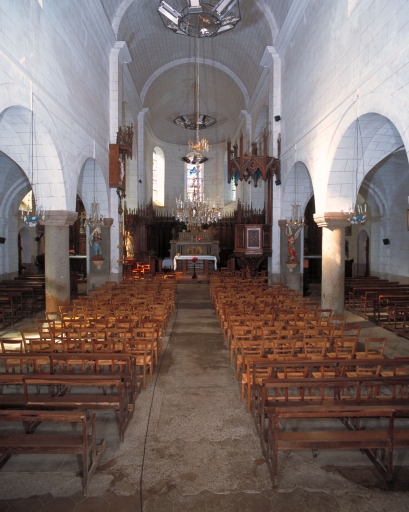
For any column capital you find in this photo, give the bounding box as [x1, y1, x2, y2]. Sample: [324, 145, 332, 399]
[260, 46, 280, 68]
[104, 218, 114, 228]
[278, 219, 287, 229]
[313, 212, 350, 230]
[42, 210, 78, 227]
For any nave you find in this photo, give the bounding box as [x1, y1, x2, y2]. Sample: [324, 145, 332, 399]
[0, 283, 409, 511]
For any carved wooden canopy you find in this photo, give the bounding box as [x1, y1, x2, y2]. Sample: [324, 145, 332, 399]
[227, 131, 281, 187]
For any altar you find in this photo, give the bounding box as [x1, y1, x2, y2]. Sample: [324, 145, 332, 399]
[169, 228, 220, 261]
[173, 255, 217, 272]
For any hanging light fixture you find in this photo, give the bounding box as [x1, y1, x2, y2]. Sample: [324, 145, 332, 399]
[286, 156, 305, 230]
[85, 142, 105, 270]
[342, 111, 368, 225]
[174, 38, 222, 223]
[175, 177, 222, 227]
[21, 90, 46, 227]
[158, 0, 241, 38]
[179, 39, 211, 164]
[85, 142, 104, 229]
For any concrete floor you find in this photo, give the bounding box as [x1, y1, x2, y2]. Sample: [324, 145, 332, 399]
[0, 283, 408, 511]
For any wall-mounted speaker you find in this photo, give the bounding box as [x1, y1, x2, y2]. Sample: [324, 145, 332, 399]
[382, 238, 390, 245]
[0, 237, 5, 244]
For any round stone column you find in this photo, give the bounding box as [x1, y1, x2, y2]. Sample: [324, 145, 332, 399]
[42, 210, 78, 313]
[313, 212, 349, 315]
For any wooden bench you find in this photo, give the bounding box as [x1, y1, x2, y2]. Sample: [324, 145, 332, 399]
[0, 409, 105, 494]
[251, 359, 409, 428]
[254, 376, 409, 490]
[374, 294, 409, 325]
[346, 283, 399, 311]
[23, 374, 134, 442]
[266, 398, 409, 490]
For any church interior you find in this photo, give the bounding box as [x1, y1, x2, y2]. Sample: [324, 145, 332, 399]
[1, 0, 409, 510]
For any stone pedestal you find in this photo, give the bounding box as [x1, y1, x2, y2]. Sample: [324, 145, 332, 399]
[314, 212, 349, 315]
[42, 210, 78, 313]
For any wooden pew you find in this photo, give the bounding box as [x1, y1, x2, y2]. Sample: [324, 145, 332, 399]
[266, 399, 409, 490]
[0, 409, 105, 495]
[374, 294, 409, 325]
[251, 357, 409, 426]
[256, 376, 409, 490]
[23, 374, 134, 442]
[0, 351, 140, 440]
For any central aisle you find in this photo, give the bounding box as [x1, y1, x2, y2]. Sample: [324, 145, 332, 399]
[137, 283, 272, 510]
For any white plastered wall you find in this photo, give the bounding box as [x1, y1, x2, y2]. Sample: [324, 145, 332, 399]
[275, 0, 409, 284]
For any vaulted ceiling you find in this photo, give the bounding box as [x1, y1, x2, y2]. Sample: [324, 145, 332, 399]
[100, 0, 294, 145]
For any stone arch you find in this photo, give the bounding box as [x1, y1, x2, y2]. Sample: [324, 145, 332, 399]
[326, 112, 405, 214]
[77, 158, 109, 219]
[140, 58, 249, 106]
[0, 104, 67, 211]
[282, 160, 313, 220]
[322, 92, 409, 213]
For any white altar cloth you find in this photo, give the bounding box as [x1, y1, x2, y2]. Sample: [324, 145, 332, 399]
[173, 255, 217, 270]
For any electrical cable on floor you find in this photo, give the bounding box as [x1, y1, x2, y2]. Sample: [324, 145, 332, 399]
[139, 298, 178, 512]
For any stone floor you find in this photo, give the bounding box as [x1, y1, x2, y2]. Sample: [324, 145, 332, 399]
[0, 283, 408, 511]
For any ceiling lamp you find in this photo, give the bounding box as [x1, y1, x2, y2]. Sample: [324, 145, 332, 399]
[22, 90, 46, 227]
[158, 0, 241, 38]
[85, 142, 104, 229]
[181, 151, 208, 164]
[178, 39, 212, 164]
[286, 160, 305, 231]
[341, 110, 368, 225]
[174, 113, 216, 130]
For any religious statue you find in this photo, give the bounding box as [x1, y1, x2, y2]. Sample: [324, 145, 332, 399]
[90, 227, 103, 257]
[286, 224, 303, 262]
[79, 211, 86, 234]
[124, 231, 134, 258]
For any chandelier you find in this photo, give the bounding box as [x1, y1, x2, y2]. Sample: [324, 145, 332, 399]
[175, 178, 222, 227]
[286, 159, 305, 230]
[178, 39, 213, 164]
[85, 201, 104, 229]
[342, 102, 368, 225]
[85, 144, 104, 229]
[22, 91, 46, 227]
[158, 0, 241, 38]
[286, 203, 305, 230]
[174, 113, 216, 130]
[21, 192, 46, 227]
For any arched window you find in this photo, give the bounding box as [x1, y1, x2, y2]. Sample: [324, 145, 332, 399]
[153, 147, 165, 206]
[186, 162, 204, 200]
